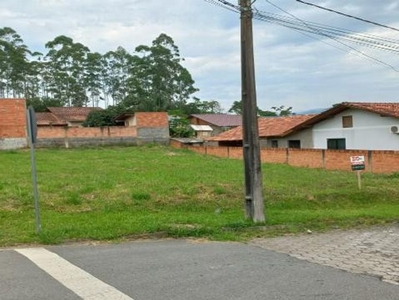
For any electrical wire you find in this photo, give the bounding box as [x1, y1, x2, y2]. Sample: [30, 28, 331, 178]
[296, 0, 399, 33]
[203, 0, 399, 71]
[205, 0, 399, 52]
[263, 0, 399, 72]
[263, 0, 399, 71]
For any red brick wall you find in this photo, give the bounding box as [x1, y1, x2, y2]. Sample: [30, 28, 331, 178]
[288, 149, 324, 169]
[371, 151, 399, 173]
[186, 145, 207, 155]
[206, 146, 229, 158]
[324, 150, 369, 172]
[170, 142, 399, 174]
[170, 139, 184, 149]
[229, 147, 243, 159]
[108, 127, 137, 137]
[0, 99, 26, 138]
[260, 148, 287, 164]
[135, 112, 169, 127]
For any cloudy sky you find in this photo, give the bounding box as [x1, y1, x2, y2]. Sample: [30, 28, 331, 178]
[2, 0, 399, 112]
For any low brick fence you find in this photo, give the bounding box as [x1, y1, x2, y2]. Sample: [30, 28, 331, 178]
[170, 141, 399, 174]
[35, 126, 169, 148]
[35, 126, 138, 148]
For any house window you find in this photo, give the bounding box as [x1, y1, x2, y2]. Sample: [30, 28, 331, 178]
[342, 115, 353, 128]
[271, 140, 278, 148]
[288, 140, 301, 149]
[327, 138, 346, 150]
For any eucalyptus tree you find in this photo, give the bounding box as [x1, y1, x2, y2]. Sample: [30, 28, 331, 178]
[24, 51, 46, 100]
[45, 35, 90, 106]
[84, 52, 104, 107]
[128, 33, 198, 112]
[103, 47, 131, 106]
[0, 27, 31, 98]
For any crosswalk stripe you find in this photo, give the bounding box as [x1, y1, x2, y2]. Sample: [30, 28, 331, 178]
[16, 248, 134, 300]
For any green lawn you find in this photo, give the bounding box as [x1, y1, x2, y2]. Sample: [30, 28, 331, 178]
[0, 145, 398, 247]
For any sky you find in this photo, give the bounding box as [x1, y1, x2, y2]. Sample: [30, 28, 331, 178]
[1, 0, 399, 113]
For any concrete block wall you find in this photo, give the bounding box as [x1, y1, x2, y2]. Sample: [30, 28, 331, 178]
[137, 127, 170, 145]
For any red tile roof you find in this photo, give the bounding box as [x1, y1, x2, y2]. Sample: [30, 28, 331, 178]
[190, 114, 242, 127]
[208, 115, 314, 141]
[135, 112, 169, 127]
[343, 102, 399, 118]
[36, 112, 66, 126]
[47, 107, 102, 122]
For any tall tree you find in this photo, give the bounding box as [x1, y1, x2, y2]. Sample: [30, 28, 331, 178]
[125, 33, 198, 111]
[183, 97, 223, 114]
[84, 52, 104, 107]
[45, 36, 90, 106]
[0, 28, 201, 112]
[228, 100, 243, 115]
[229, 101, 293, 116]
[0, 27, 31, 98]
[103, 47, 131, 106]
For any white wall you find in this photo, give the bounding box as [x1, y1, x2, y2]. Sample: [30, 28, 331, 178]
[312, 109, 399, 150]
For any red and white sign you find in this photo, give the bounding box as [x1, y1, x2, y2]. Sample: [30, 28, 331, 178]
[350, 156, 365, 165]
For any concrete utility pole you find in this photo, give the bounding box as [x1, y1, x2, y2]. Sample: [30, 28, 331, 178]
[239, 0, 265, 222]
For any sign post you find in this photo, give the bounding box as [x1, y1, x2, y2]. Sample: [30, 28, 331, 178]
[26, 106, 41, 234]
[350, 156, 365, 190]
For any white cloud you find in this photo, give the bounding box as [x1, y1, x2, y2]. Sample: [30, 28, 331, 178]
[1, 0, 399, 112]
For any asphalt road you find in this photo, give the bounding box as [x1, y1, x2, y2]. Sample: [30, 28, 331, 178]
[1, 239, 398, 300]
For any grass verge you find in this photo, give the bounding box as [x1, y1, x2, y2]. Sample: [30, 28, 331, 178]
[0, 145, 398, 247]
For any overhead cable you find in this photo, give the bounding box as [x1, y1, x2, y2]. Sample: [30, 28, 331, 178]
[296, 0, 399, 33]
[263, 0, 399, 72]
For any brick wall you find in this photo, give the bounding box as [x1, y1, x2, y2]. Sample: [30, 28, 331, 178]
[324, 150, 369, 172]
[174, 143, 399, 174]
[0, 99, 27, 149]
[260, 148, 288, 164]
[38, 126, 137, 138]
[0, 99, 170, 149]
[288, 149, 324, 169]
[36, 126, 138, 148]
[206, 146, 229, 158]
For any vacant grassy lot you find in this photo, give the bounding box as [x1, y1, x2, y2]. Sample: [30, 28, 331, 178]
[0, 145, 398, 247]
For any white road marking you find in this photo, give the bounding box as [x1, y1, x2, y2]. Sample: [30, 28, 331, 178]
[16, 248, 134, 300]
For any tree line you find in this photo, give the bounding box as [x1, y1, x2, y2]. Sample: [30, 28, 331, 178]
[0, 26, 292, 130]
[0, 27, 224, 114]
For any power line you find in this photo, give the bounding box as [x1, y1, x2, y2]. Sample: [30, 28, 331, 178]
[296, 0, 399, 33]
[251, 10, 399, 54]
[204, 0, 399, 52]
[203, 0, 399, 71]
[263, 0, 399, 72]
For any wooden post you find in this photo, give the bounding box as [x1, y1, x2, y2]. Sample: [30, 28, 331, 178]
[357, 171, 362, 190]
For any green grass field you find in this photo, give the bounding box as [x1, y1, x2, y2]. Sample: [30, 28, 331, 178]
[0, 145, 398, 247]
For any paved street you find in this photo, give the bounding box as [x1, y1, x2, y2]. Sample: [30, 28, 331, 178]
[251, 223, 399, 285]
[1, 234, 399, 300]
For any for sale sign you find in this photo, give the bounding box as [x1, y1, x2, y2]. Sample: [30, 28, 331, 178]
[350, 156, 365, 171]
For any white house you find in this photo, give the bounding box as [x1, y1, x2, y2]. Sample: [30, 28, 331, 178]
[207, 102, 399, 151]
[287, 102, 399, 151]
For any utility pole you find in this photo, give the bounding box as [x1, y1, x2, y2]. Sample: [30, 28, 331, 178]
[240, 0, 265, 222]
